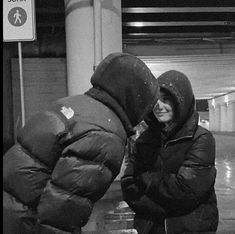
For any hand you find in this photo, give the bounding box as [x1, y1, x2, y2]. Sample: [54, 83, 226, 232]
[121, 175, 135, 188]
[121, 176, 141, 201]
[137, 171, 152, 192]
[137, 171, 161, 194]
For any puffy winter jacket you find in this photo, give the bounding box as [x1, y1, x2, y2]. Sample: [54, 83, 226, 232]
[3, 53, 159, 234]
[121, 70, 218, 234]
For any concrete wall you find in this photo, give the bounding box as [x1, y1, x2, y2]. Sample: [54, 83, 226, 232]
[208, 92, 235, 132]
[11, 58, 67, 136]
[3, 44, 16, 153]
[2, 38, 65, 153]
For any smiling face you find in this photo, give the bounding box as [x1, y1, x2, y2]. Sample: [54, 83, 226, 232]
[153, 90, 175, 124]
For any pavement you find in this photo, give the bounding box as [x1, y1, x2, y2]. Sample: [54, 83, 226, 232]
[213, 132, 235, 234]
[82, 132, 235, 234]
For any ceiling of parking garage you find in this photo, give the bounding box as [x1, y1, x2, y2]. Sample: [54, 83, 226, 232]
[140, 54, 235, 100]
[35, 0, 235, 99]
[121, 0, 235, 43]
[35, 0, 235, 42]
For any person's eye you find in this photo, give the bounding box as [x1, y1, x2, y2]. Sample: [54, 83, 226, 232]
[161, 96, 169, 102]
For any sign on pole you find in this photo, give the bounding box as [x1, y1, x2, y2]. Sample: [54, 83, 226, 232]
[3, 0, 36, 42]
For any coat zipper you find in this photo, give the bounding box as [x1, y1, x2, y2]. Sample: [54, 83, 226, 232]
[164, 135, 193, 148]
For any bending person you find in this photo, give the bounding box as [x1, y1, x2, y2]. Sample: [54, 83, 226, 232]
[3, 53, 159, 234]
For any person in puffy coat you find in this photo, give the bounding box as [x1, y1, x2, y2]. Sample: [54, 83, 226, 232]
[121, 70, 219, 234]
[3, 52, 160, 234]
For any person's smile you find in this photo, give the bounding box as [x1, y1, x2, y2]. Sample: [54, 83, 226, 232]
[153, 91, 174, 123]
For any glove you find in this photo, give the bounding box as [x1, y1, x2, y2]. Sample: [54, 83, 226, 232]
[137, 171, 152, 193]
[121, 176, 141, 201]
[121, 175, 135, 188]
[134, 214, 154, 234]
[137, 171, 161, 194]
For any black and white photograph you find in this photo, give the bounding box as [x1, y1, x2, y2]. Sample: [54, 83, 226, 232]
[3, 1, 235, 234]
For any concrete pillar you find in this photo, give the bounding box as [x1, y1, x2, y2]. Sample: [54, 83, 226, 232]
[208, 104, 215, 131]
[214, 104, 221, 131]
[227, 100, 235, 132]
[220, 103, 228, 131]
[64, 0, 122, 95]
[101, 1, 122, 58]
[208, 92, 235, 132]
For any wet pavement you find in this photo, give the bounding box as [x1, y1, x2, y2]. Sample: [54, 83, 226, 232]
[82, 132, 235, 234]
[214, 133, 235, 234]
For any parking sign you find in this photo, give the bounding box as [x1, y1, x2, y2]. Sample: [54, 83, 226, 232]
[3, 0, 36, 42]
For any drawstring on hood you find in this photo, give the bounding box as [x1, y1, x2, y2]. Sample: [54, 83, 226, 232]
[85, 53, 159, 135]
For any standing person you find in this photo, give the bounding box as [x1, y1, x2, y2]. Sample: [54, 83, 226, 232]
[121, 70, 219, 234]
[3, 53, 159, 234]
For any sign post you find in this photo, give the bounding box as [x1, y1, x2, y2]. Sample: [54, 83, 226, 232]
[3, 0, 36, 127]
[18, 41, 25, 127]
[3, 0, 36, 42]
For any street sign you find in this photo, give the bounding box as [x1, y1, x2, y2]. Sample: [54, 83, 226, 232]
[3, 0, 36, 42]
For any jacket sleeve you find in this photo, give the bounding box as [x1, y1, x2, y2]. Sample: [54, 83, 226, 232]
[3, 109, 69, 207]
[121, 138, 167, 218]
[142, 132, 216, 216]
[37, 130, 125, 232]
[3, 110, 69, 234]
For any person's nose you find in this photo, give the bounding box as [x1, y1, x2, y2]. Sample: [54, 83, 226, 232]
[155, 100, 163, 111]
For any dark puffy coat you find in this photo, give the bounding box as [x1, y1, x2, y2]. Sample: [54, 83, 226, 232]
[3, 53, 159, 234]
[121, 70, 219, 234]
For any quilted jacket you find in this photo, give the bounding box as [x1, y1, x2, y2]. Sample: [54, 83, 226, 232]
[3, 53, 159, 234]
[121, 70, 219, 234]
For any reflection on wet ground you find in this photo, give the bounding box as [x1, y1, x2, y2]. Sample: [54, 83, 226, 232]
[216, 158, 235, 193]
[214, 133, 235, 233]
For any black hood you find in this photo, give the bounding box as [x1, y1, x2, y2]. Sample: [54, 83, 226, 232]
[157, 70, 196, 124]
[86, 53, 159, 130]
[144, 70, 198, 139]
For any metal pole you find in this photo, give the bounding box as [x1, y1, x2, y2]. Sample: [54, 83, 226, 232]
[93, 0, 102, 70]
[18, 41, 25, 127]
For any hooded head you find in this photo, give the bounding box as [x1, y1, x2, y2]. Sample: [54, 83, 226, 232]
[157, 70, 196, 125]
[89, 53, 159, 129]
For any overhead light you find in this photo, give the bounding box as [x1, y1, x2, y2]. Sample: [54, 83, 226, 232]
[129, 22, 145, 27]
[212, 99, 215, 109]
[224, 95, 229, 106]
